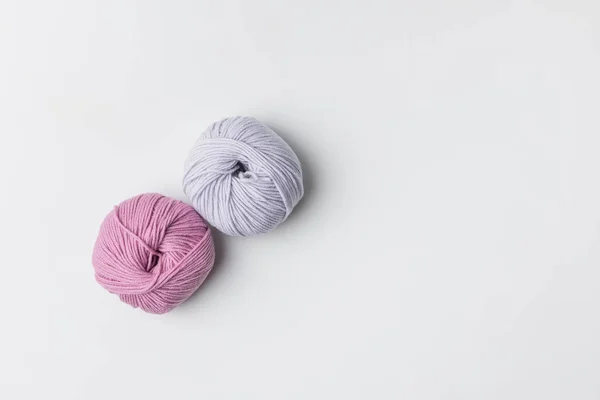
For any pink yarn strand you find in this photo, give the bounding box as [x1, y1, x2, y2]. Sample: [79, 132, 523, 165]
[92, 193, 215, 314]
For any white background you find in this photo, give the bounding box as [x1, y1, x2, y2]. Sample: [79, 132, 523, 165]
[1, 0, 599, 399]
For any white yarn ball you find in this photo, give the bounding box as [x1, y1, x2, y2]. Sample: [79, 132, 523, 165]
[183, 116, 304, 236]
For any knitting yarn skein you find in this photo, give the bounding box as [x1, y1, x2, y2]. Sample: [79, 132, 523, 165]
[92, 193, 215, 314]
[183, 116, 304, 236]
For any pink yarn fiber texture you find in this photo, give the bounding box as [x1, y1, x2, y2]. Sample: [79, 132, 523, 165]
[92, 193, 215, 314]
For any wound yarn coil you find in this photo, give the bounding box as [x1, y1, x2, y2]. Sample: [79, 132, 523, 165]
[183, 116, 304, 236]
[92, 193, 215, 314]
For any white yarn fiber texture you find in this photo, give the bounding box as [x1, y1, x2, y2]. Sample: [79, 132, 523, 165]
[183, 116, 304, 236]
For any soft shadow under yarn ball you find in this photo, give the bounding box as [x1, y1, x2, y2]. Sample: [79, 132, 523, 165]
[92, 193, 215, 314]
[183, 116, 304, 236]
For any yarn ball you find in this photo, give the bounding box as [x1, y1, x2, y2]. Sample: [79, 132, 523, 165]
[92, 193, 215, 314]
[183, 116, 304, 236]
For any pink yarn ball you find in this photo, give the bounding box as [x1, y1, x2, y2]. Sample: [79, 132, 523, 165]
[92, 193, 215, 314]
